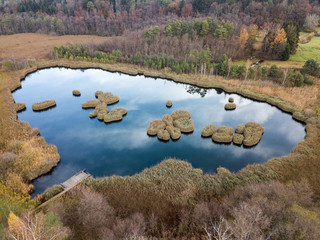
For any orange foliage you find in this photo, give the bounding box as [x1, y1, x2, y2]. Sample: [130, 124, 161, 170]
[248, 24, 258, 42]
[167, 2, 179, 14]
[7, 212, 23, 236]
[271, 28, 287, 48]
[239, 27, 249, 47]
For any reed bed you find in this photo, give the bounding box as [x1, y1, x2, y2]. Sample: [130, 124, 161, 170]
[32, 100, 56, 111]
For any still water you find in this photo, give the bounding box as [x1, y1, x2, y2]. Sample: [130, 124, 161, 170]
[12, 68, 305, 195]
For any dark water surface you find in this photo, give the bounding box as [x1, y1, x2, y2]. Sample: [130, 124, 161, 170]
[12, 68, 305, 196]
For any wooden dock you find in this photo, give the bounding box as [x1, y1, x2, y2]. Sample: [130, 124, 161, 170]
[61, 170, 90, 189]
[35, 170, 91, 211]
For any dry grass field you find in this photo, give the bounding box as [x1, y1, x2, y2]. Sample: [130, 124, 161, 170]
[0, 33, 107, 60]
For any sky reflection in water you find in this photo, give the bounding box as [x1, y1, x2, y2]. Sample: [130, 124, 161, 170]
[12, 68, 306, 195]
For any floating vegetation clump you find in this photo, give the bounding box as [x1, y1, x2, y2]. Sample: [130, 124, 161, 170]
[166, 100, 173, 108]
[104, 107, 127, 123]
[201, 124, 216, 137]
[148, 110, 192, 141]
[173, 118, 194, 133]
[98, 109, 109, 121]
[225, 103, 236, 110]
[32, 100, 56, 111]
[243, 122, 264, 147]
[110, 107, 127, 116]
[72, 90, 81, 96]
[147, 120, 167, 136]
[235, 124, 245, 134]
[84, 92, 126, 124]
[82, 100, 99, 109]
[89, 101, 108, 118]
[233, 133, 244, 145]
[166, 125, 181, 140]
[212, 126, 234, 143]
[171, 110, 191, 120]
[95, 90, 104, 98]
[162, 114, 173, 126]
[15, 103, 26, 112]
[98, 92, 119, 105]
[104, 111, 123, 123]
[157, 129, 170, 141]
[206, 122, 263, 147]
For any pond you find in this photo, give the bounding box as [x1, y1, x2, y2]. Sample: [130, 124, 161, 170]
[12, 68, 306, 196]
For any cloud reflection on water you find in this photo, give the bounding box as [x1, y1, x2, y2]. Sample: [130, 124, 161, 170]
[13, 67, 306, 195]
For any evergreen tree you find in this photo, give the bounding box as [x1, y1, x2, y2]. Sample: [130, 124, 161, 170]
[178, 0, 185, 16]
[249, 68, 255, 79]
[173, 20, 183, 36]
[209, 18, 219, 34]
[282, 44, 291, 61]
[237, 64, 246, 79]
[192, 0, 212, 13]
[217, 54, 229, 76]
[214, 25, 228, 40]
[193, 19, 202, 35]
[283, 22, 300, 54]
[230, 65, 239, 78]
[200, 19, 210, 37]
[164, 21, 174, 37]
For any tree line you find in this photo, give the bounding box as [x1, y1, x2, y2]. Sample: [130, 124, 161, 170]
[53, 44, 315, 86]
[145, 18, 235, 40]
[0, 0, 319, 37]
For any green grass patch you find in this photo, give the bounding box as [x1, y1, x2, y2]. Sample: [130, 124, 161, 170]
[290, 35, 320, 63]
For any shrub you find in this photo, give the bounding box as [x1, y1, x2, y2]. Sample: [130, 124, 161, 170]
[230, 65, 239, 78]
[2, 60, 15, 71]
[217, 54, 228, 76]
[0, 153, 17, 176]
[40, 185, 64, 203]
[303, 75, 314, 85]
[249, 67, 255, 79]
[237, 64, 246, 79]
[1, 58, 33, 71]
[306, 32, 315, 42]
[301, 59, 320, 77]
[256, 65, 262, 79]
[268, 64, 279, 78]
[261, 66, 268, 79]
[294, 72, 304, 87]
[217, 181, 320, 240]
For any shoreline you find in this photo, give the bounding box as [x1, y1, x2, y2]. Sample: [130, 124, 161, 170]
[14, 60, 310, 119]
[2, 59, 320, 197]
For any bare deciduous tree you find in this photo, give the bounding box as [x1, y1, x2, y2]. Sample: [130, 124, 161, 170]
[282, 68, 289, 85]
[304, 14, 320, 31]
[7, 211, 69, 240]
[204, 217, 232, 240]
[230, 202, 270, 240]
[244, 59, 251, 81]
